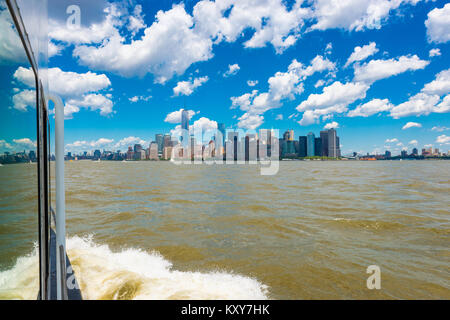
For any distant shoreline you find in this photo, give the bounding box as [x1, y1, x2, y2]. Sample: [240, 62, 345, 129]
[2, 157, 450, 165]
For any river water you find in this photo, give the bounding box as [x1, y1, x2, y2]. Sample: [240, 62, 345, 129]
[1, 160, 449, 299]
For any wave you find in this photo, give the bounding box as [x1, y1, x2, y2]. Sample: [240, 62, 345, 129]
[0, 236, 269, 300]
[330, 217, 405, 231]
[0, 246, 39, 300]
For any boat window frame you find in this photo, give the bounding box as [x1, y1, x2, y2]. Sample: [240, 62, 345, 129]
[6, 0, 51, 300]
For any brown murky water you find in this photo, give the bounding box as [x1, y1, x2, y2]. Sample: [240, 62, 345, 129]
[1, 160, 449, 299]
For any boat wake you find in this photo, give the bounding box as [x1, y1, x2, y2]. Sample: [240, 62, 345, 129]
[0, 235, 269, 300]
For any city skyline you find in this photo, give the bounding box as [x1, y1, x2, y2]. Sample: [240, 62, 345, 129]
[1, 0, 449, 157]
[1, 107, 449, 159]
[39, 124, 450, 160]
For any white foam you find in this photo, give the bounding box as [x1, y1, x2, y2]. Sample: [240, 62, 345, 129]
[0, 236, 269, 300]
[0, 246, 39, 300]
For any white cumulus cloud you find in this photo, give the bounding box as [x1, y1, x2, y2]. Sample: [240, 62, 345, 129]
[128, 5, 147, 37]
[402, 122, 422, 130]
[129, 95, 151, 103]
[0, 137, 36, 153]
[353, 55, 429, 84]
[223, 64, 240, 77]
[74, 5, 214, 83]
[114, 136, 148, 150]
[344, 42, 378, 67]
[164, 109, 197, 124]
[70, 1, 312, 83]
[12, 138, 37, 149]
[297, 81, 369, 125]
[347, 98, 392, 117]
[389, 68, 450, 119]
[173, 76, 209, 96]
[390, 93, 440, 118]
[425, 3, 450, 44]
[65, 94, 114, 118]
[232, 56, 335, 129]
[421, 68, 450, 96]
[429, 48, 441, 57]
[311, 0, 422, 31]
[436, 134, 450, 144]
[65, 138, 115, 152]
[435, 94, 450, 113]
[13, 66, 113, 118]
[431, 126, 449, 132]
[324, 121, 339, 129]
[12, 89, 35, 112]
[237, 113, 265, 130]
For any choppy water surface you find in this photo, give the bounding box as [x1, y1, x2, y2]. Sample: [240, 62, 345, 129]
[1, 161, 449, 299]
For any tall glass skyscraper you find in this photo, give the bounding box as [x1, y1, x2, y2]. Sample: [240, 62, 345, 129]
[314, 137, 322, 156]
[155, 134, 163, 153]
[320, 130, 328, 157]
[299, 136, 307, 157]
[181, 109, 189, 130]
[307, 132, 315, 157]
[181, 109, 189, 147]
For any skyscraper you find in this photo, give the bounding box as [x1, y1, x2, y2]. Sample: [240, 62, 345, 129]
[281, 130, 295, 156]
[320, 130, 328, 157]
[227, 131, 239, 161]
[286, 140, 295, 155]
[218, 123, 226, 147]
[401, 150, 408, 158]
[288, 130, 294, 141]
[181, 109, 189, 130]
[327, 129, 337, 158]
[280, 138, 287, 157]
[163, 146, 173, 160]
[133, 144, 143, 160]
[314, 137, 322, 157]
[93, 149, 101, 159]
[259, 129, 270, 144]
[245, 135, 250, 161]
[298, 136, 307, 157]
[336, 136, 341, 157]
[307, 132, 315, 157]
[134, 144, 142, 153]
[190, 135, 196, 160]
[149, 142, 159, 160]
[181, 109, 189, 147]
[259, 129, 272, 157]
[155, 134, 163, 153]
[163, 134, 171, 147]
[127, 146, 134, 160]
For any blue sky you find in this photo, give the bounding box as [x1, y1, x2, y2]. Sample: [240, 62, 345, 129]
[1, 0, 450, 155]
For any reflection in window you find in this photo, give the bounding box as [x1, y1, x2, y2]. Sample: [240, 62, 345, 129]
[0, 0, 39, 299]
